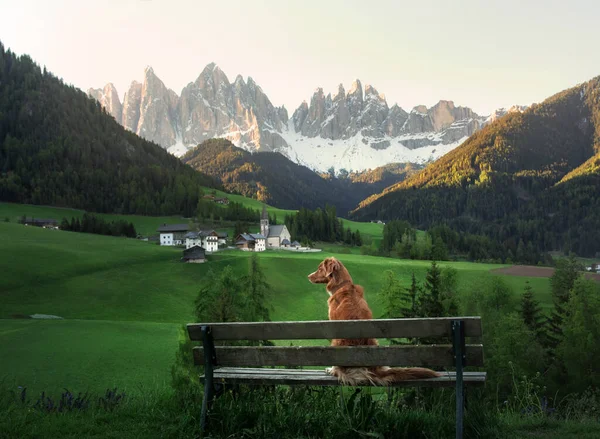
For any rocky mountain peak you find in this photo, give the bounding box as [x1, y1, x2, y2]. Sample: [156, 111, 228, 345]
[348, 79, 362, 97]
[91, 66, 489, 173]
[87, 83, 122, 123]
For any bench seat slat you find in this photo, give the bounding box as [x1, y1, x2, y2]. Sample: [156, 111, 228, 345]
[204, 368, 486, 387]
[193, 344, 484, 367]
[188, 317, 482, 341]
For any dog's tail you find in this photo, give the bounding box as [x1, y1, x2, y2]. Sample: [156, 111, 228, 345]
[374, 366, 441, 385]
[330, 366, 440, 386]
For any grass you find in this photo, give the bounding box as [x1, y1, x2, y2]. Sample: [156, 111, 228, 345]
[0, 221, 553, 396]
[0, 202, 188, 237]
[0, 218, 568, 437]
[0, 319, 179, 396]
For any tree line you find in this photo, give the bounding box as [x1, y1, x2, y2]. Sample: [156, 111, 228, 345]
[378, 256, 600, 404]
[374, 220, 548, 264]
[59, 213, 136, 238]
[284, 205, 362, 246]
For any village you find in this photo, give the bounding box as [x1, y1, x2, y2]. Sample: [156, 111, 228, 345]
[157, 205, 311, 263]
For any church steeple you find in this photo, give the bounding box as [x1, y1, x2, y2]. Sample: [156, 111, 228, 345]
[260, 205, 269, 237]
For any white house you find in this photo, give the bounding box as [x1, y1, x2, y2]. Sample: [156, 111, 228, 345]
[185, 230, 220, 252]
[235, 233, 266, 252]
[184, 232, 203, 249]
[157, 224, 189, 246]
[202, 231, 219, 252]
[260, 205, 291, 249]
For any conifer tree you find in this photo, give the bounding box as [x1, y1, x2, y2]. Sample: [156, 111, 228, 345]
[547, 255, 582, 349]
[520, 281, 544, 337]
[243, 253, 272, 323]
[421, 261, 444, 317]
[401, 272, 421, 318]
[378, 270, 404, 319]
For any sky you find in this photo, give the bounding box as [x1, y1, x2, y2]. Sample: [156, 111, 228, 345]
[1, 0, 599, 116]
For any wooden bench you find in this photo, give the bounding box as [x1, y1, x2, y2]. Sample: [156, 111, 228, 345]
[187, 316, 485, 439]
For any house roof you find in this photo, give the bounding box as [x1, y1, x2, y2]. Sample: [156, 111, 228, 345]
[267, 225, 287, 237]
[216, 231, 228, 238]
[157, 223, 189, 233]
[281, 238, 291, 245]
[183, 245, 205, 254]
[184, 231, 200, 239]
[237, 233, 254, 242]
[291, 241, 301, 247]
[249, 233, 266, 240]
[25, 218, 58, 224]
[182, 247, 206, 260]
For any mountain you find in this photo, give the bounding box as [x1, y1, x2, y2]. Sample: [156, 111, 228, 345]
[90, 65, 488, 172]
[181, 139, 416, 213]
[351, 76, 600, 256]
[0, 42, 218, 216]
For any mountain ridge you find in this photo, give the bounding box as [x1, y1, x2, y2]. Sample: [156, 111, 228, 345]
[350, 75, 600, 256]
[89, 65, 495, 172]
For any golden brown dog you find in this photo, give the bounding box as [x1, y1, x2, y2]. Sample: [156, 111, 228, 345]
[308, 256, 440, 385]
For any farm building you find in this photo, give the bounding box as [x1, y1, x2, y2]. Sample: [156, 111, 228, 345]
[157, 224, 189, 246]
[182, 245, 206, 263]
[185, 230, 226, 252]
[235, 233, 266, 252]
[23, 218, 59, 229]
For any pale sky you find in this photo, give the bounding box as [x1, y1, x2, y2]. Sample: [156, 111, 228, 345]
[1, 0, 599, 115]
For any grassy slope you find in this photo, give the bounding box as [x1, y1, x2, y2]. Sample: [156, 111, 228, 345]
[0, 198, 385, 244]
[204, 187, 385, 242]
[0, 222, 550, 396]
[0, 202, 188, 237]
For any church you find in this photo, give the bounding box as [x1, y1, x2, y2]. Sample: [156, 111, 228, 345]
[260, 205, 292, 249]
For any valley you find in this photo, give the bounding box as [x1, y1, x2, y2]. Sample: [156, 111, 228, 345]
[0, 220, 550, 397]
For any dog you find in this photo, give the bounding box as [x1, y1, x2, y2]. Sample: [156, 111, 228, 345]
[308, 256, 440, 385]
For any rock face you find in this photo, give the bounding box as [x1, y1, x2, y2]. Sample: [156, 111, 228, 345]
[89, 65, 493, 172]
[87, 83, 122, 122]
[290, 85, 485, 150]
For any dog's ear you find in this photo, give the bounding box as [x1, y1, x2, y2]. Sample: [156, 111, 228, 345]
[325, 258, 340, 277]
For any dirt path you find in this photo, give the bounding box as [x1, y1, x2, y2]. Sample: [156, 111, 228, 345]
[492, 265, 600, 281]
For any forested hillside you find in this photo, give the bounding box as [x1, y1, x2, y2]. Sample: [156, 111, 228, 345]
[352, 76, 600, 256]
[0, 42, 218, 216]
[182, 139, 416, 213]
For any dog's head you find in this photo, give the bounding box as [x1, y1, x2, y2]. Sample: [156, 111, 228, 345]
[308, 257, 348, 284]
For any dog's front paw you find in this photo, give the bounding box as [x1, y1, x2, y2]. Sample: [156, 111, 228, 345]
[325, 366, 338, 376]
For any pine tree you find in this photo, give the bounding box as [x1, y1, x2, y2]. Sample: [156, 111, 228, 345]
[421, 261, 444, 317]
[547, 255, 582, 349]
[354, 230, 362, 246]
[378, 270, 404, 319]
[243, 253, 272, 323]
[401, 272, 421, 318]
[520, 281, 544, 337]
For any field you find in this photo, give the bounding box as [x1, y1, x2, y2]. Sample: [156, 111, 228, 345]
[0, 220, 553, 398]
[0, 197, 385, 245]
[493, 264, 600, 281]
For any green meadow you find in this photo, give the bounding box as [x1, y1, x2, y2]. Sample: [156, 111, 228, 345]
[0, 220, 551, 397]
[0, 198, 384, 245]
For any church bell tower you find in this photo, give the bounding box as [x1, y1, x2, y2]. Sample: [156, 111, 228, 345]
[260, 205, 269, 237]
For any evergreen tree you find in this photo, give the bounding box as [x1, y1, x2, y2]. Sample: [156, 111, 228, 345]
[243, 254, 272, 323]
[378, 270, 404, 319]
[353, 230, 362, 246]
[547, 255, 582, 349]
[421, 261, 444, 317]
[401, 272, 421, 318]
[520, 281, 544, 337]
[194, 267, 245, 324]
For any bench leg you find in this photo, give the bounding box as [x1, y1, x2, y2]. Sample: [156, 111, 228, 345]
[200, 380, 214, 434]
[200, 326, 220, 435]
[452, 320, 465, 439]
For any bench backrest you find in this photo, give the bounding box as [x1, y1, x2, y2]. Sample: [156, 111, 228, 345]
[187, 317, 483, 368]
